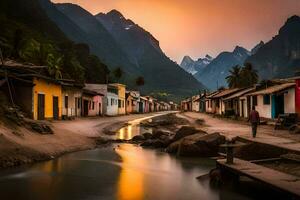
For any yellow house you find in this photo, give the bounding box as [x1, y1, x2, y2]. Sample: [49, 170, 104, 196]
[33, 77, 62, 120]
[110, 83, 126, 115]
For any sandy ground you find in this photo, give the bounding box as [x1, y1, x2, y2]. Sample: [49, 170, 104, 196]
[179, 112, 300, 153]
[0, 111, 174, 168]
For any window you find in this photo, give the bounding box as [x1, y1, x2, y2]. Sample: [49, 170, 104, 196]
[65, 96, 68, 108]
[252, 96, 257, 106]
[127, 100, 130, 106]
[77, 98, 81, 109]
[111, 98, 113, 106]
[118, 100, 121, 108]
[263, 94, 270, 105]
[92, 102, 95, 110]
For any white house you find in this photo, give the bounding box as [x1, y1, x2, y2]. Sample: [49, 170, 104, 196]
[246, 83, 295, 119]
[106, 85, 119, 116]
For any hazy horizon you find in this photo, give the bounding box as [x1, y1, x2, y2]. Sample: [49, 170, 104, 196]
[51, 0, 300, 63]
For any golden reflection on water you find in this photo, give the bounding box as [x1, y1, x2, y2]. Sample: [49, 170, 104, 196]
[116, 125, 139, 140]
[116, 145, 145, 200]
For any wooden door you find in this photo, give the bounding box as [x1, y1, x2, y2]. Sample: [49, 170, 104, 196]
[83, 100, 89, 116]
[53, 96, 59, 120]
[38, 94, 45, 120]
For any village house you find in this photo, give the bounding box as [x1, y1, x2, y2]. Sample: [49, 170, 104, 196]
[222, 87, 256, 117]
[84, 84, 109, 116]
[181, 98, 192, 111]
[205, 91, 221, 114]
[209, 88, 242, 115]
[61, 80, 83, 119]
[110, 83, 126, 115]
[146, 96, 155, 112]
[139, 96, 148, 113]
[81, 89, 103, 117]
[0, 61, 63, 120]
[246, 82, 296, 119]
[106, 85, 119, 116]
[126, 91, 140, 114]
[192, 95, 200, 112]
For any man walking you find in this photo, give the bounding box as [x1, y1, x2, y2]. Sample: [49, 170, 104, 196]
[249, 106, 260, 138]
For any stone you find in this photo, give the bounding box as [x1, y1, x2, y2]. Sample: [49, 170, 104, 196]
[142, 132, 153, 140]
[173, 126, 205, 141]
[152, 130, 169, 139]
[167, 132, 225, 157]
[132, 135, 145, 141]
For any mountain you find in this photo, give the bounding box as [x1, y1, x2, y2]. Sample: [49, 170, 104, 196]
[246, 15, 300, 79]
[180, 55, 213, 75]
[40, 1, 137, 75]
[194, 46, 250, 89]
[250, 41, 265, 55]
[95, 10, 205, 100]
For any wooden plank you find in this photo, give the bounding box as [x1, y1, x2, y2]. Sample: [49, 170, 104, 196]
[217, 158, 300, 197]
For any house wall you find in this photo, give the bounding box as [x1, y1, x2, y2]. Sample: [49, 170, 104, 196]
[296, 80, 300, 115]
[106, 92, 118, 116]
[84, 84, 107, 115]
[33, 78, 62, 120]
[62, 88, 82, 117]
[239, 97, 249, 118]
[255, 95, 271, 119]
[126, 95, 133, 114]
[284, 87, 295, 114]
[88, 95, 102, 116]
[192, 101, 199, 112]
[116, 85, 126, 115]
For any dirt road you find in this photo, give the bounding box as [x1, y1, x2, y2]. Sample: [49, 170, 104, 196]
[179, 112, 300, 153]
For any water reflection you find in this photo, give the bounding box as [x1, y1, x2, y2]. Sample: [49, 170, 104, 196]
[116, 123, 152, 140]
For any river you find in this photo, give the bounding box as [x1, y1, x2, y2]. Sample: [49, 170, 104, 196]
[0, 118, 285, 200]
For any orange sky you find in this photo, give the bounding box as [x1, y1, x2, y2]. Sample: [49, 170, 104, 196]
[52, 0, 300, 63]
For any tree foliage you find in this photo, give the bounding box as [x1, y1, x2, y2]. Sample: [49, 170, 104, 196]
[226, 63, 258, 88]
[135, 76, 145, 86]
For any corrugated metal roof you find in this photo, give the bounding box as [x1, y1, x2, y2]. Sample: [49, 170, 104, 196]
[247, 83, 295, 96]
[223, 87, 256, 101]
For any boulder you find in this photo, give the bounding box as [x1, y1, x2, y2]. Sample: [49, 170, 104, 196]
[140, 139, 169, 148]
[167, 132, 225, 157]
[132, 135, 145, 141]
[152, 130, 169, 139]
[173, 126, 205, 141]
[142, 132, 153, 139]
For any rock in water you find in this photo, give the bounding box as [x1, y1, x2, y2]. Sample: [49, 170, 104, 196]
[142, 132, 153, 139]
[132, 135, 145, 141]
[173, 126, 204, 141]
[167, 132, 225, 157]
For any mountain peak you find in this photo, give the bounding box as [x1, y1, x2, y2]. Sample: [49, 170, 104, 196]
[107, 9, 124, 19]
[285, 15, 300, 25]
[279, 15, 300, 35]
[205, 54, 213, 60]
[182, 55, 194, 62]
[233, 46, 249, 55]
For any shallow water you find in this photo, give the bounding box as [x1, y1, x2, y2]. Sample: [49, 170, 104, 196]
[0, 120, 289, 200]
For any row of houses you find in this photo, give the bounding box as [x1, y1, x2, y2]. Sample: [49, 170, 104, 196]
[181, 77, 300, 120]
[0, 60, 178, 120]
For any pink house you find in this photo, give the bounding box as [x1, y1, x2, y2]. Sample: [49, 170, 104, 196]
[295, 77, 300, 116]
[82, 89, 103, 117]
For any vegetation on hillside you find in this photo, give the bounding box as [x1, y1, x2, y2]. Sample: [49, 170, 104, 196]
[0, 0, 109, 84]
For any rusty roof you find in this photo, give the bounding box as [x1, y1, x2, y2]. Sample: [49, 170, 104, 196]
[223, 87, 256, 101]
[212, 88, 242, 98]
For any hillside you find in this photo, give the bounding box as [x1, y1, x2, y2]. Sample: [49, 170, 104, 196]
[246, 15, 300, 79]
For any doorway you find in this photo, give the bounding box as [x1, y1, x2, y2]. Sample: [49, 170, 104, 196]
[272, 94, 284, 118]
[37, 94, 45, 120]
[53, 96, 59, 120]
[83, 100, 89, 116]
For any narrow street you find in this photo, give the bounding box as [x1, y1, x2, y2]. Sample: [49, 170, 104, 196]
[179, 112, 300, 153]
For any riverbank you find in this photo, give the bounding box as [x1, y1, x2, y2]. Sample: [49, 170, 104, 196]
[0, 111, 175, 169]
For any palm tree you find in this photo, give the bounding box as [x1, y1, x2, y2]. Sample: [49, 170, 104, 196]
[113, 67, 123, 82]
[226, 65, 241, 88]
[47, 54, 63, 79]
[240, 62, 258, 87]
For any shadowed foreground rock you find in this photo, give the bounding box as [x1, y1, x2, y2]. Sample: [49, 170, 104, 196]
[167, 132, 225, 157]
[173, 126, 203, 141]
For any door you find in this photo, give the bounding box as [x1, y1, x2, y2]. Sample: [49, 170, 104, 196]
[53, 96, 59, 120]
[241, 99, 244, 117]
[272, 94, 284, 118]
[83, 100, 89, 116]
[37, 94, 45, 120]
[139, 102, 143, 113]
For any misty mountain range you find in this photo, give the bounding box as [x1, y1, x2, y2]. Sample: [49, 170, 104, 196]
[181, 15, 300, 90]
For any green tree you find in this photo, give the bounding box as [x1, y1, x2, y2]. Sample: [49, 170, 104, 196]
[240, 62, 258, 87]
[226, 65, 242, 88]
[47, 54, 63, 79]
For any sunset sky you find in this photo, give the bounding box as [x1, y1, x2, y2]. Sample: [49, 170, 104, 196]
[51, 0, 300, 63]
